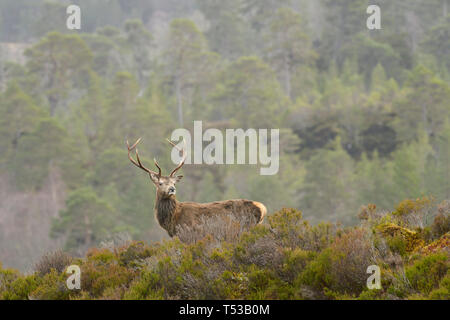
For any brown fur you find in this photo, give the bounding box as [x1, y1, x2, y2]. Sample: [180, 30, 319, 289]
[155, 192, 266, 237]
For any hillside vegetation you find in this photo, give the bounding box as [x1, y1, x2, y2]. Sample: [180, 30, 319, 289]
[0, 0, 449, 272]
[1, 198, 448, 300]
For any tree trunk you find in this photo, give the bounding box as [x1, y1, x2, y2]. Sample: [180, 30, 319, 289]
[283, 54, 292, 99]
[422, 102, 429, 136]
[84, 214, 92, 248]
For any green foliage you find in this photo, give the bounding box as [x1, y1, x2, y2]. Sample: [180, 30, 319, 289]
[303, 138, 356, 224]
[197, 0, 247, 59]
[1, 202, 450, 300]
[25, 32, 93, 116]
[428, 271, 450, 300]
[390, 134, 433, 202]
[164, 18, 219, 125]
[376, 223, 425, 256]
[1, 0, 450, 280]
[12, 117, 69, 190]
[432, 212, 450, 239]
[1, 273, 40, 300]
[405, 253, 449, 295]
[0, 82, 44, 169]
[51, 187, 118, 251]
[422, 15, 450, 71]
[28, 270, 71, 300]
[211, 56, 287, 128]
[394, 66, 450, 142]
[299, 228, 375, 297]
[263, 7, 316, 99]
[0, 263, 20, 298]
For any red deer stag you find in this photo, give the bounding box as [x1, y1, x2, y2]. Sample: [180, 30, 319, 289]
[126, 138, 267, 238]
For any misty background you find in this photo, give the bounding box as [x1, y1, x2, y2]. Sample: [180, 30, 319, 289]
[0, 0, 449, 271]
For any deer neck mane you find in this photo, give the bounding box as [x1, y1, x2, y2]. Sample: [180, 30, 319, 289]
[155, 193, 178, 234]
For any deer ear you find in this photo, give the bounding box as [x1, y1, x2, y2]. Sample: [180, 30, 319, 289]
[149, 173, 159, 184]
[175, 175, 183, 182]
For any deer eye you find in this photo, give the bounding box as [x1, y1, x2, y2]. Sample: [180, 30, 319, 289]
[159, 182, 163, 186]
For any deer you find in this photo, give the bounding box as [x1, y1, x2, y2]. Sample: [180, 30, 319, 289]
[126, 138, 267, 239]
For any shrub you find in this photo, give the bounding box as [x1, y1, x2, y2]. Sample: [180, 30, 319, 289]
[281, 248, 315, 283]
[420, 233, 450, 255]
[33, 250, 73, 276]
[1, 275, 40, 300]
[428, 271, 450, 300]
[124, 271, 164, 300]
[28, 270, 71, 300]
[392, 197, 434, 229]
[0, 263, 20, 298]
[357, 203, 378, 221]
[431, 200, 450, 238]
[2, 203, 449, 300]
[125, 237, 233, 300]
[376, 223, 425, 255]
[357, 288, 387, 300]
[267, 208, 338, 251]
[117, 241, 155, 268]
[80, 248, 136, 299]
[405, 252, 449, 295]
[175, 213, 258, 244]
[234, 232, 284, 270]
[297, 248, 333, 299]
[299, 228, 375, 296]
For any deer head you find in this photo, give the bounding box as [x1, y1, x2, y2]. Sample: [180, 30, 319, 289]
[127, 138, 186, 200]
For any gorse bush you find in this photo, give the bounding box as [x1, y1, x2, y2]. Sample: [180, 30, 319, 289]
[0, 199, 448, 300]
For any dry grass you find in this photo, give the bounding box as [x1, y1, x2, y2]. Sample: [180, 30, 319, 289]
[33, 250, 73, 276]
[175, 213, 259, 244]
[328, 228, 377, 294]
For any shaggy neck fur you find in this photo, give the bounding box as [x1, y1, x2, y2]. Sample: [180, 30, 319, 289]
[155, 193, 177, 234]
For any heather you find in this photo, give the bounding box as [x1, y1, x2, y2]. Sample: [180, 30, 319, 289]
[1, 198, 448, 300]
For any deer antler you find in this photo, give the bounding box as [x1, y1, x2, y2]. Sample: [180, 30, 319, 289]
[127, 138, 161, 178]
[167, 138, 186, 177]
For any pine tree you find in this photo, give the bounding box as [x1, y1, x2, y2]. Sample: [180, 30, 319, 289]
[25, 32, 93, 116]
[394, 66, 450, 142]
[426, 119, 450, 201]
[51, 187, 117, 252]
[12, 118, 68, 190]
[302, 137, 356, 224]
[0, 83, 43, 169]
[391, 133, 433, 202]
[197, 0, 248, 59]
[123, 19, 153, 87]
[164, 19, 219, 126]
[355, 151, 394, 210]
[264, 7, 316, 100]
[211, 56, 287, 128]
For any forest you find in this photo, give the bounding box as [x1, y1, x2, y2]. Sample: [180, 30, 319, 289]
[0, 0, 449, 299]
